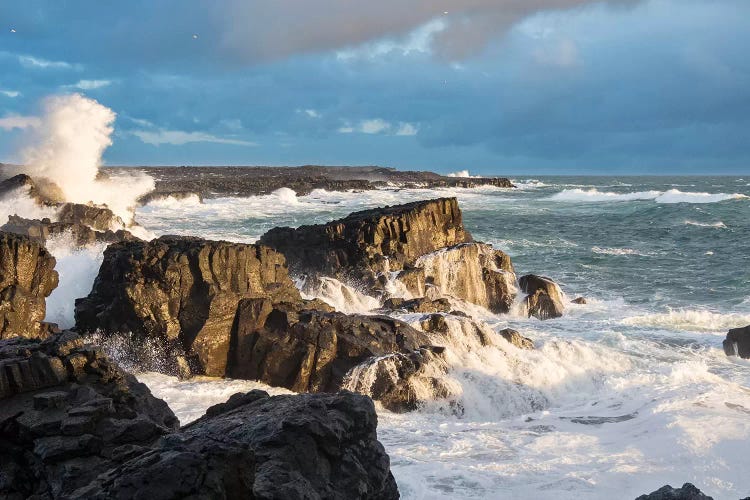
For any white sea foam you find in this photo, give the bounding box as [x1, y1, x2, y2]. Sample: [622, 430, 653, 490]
[684, 220, 727, 228]
[300, 276, 380, 314]
[549, 188, 747, 204]
[0, 186, 58, 223]
[621, 309, 750, 333]
[446, 170, 481, 178]
[591, 246, 651, 257]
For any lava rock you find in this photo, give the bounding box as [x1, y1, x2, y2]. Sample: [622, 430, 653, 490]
[635, 482, 713, 500]
[723, 325, 750, 358]
[73, 390, 399, 500]
[0, 231, 59, 339]
[75, 236, 301, 376]
[227, 298, 429, 392]
[519, 274, 565, 320]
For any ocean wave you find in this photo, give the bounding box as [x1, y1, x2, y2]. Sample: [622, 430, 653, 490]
[620, 309, 750, 333]
[511, 179, 547, 189]
[684, 220, 727, 228]
[548, 188, 747, 204]
[591, 246, 651, 257]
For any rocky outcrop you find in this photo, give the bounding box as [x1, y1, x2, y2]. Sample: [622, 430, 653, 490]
[635, 483, 712, 500]
[0, 333, 400, 499]
[571, 297, 588, 304]
[344, 346, 450, 412]
[499, 328, 534, 350]
[75, 236, 301, 376]
[0, 231, 59, 339]
[0, 332, 179, 498]
[260, 197, 471, 286]
[75, 390, 399, 500]
[383, 296, 452, 314]
[519, 274, 565, 320]
[413, 242, 516, 313]
[723, 325, 750, 358]
[2, 215, 135, 247]
[227, 298, 429, 392]
[56, 203, 125, 232]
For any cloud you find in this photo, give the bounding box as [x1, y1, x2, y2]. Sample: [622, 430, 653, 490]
[0, 115, 41, 130]
[18, 55, 78, 70]
[132, 128, 257, 146]
[297, 108, 320, 118]
[0, 90, 20, 98]
[69, 79, 112, 90]
[339, 119, 419, 136]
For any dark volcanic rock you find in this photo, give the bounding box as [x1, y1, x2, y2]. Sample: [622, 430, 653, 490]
[74, 390, 399, 500]
[723, 325, 750, 358]
[228, 298, 429, 392]
[57, 203, 125, 231]
[0, 231, 59, 339]
[75, 236, 301, 376]
[635, 482, 713, 500]
[519, 274, 565, 320]
[0, 332, 178, 498]
[260, 197, 472, 286]
[0, 333, 399, 499]
[2, 215, 135, 247]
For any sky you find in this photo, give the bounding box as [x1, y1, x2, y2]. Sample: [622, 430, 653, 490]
[0, 0, 748, 175]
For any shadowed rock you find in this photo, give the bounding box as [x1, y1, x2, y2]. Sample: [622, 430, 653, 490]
[723, 325, 750, 358]
[0, 231, 59, 339]
[519, 274, 565, 320]
[635, 483, 713, 500]
[75, 236, 301, 376]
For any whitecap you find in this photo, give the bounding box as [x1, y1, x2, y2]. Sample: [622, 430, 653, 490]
[591, 246, 650, 257]
[684, 220, 727, 228]
[621, 309, 750, 333]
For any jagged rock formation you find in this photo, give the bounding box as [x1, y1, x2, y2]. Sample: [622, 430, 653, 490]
[261, 197, 471, 286]
[723, 325, 750, 358]
[261, 198, 517, 313]
[635, 483, 713, 500]
[0, 232, 59, 339]
[0, 333, 399, 499]
[228, 298, 430, 392]
[382, 297, 452, 314]
[2, 215, 135, 247]
[499, 328, 534, 350]
[519, 274, 565, 320]
[0, 332, 179, 498]
[75, 236, 301, 376]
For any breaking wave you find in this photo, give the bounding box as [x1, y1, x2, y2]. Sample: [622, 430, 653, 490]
[549, 188, 747, 204]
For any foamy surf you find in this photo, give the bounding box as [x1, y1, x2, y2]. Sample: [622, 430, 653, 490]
[549, 188, 747, 204]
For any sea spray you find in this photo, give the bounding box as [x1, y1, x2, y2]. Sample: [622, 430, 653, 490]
[14, 94, 155, 224]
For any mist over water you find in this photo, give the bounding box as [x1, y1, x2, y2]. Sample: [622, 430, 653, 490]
[131, 174, 750, 499]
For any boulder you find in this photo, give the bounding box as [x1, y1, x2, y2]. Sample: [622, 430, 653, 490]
[0, 231, 59, 339]
[635, 483, 713, 500]
[227, 298, 429, 392]
[57, 202, 125, 232]
[2, 215, 135, 247]
[414, 242, 516, 313]
[260, 197, 472, 286]
[382, 296, 452, 314]
[0, 333, 400, 499]
[74, 390, 399, 500]
[519, 274, 565, 320]
[498, 328, 534, 350]
[0, 332, 178, 498]
[343, 346, 450, 412]
[75, 236, 301, 376]
[572, 297, 588, 304]
[723, 325, 750, 358]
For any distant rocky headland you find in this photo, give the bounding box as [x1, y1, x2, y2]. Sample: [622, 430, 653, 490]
[103, 165, 515, 201]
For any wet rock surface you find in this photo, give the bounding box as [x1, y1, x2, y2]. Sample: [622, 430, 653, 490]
[75, 236, 301, 376]
[0, 232, 59, 339]
[0, 333, 399, 499]
[498, 328, 534, 350]
[2, 215, 135, 247]
[723, 325, 750, 358]
[635, 483, 713, 500]
[519, 274, 565, 320]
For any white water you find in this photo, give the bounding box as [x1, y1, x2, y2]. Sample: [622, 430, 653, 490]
[549, 188, 747, 204]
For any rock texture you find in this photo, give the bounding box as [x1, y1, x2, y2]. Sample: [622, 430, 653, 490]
[260, 197, 471, 286]
[75, 390, 399, 500]
[0, 333, 400, 499]
[0, 332, 179, 498]
[56, 203, 124, 232]
[0, 231, 59, 339]
[519, 274, 565, 320]
[499, 328, 534, 350]
[228, 298, 429, 392]
[75, 236, 301, 376]
[635, 483, 713, 500]
[723, 325, 750, 358]
[2, 215, 135, 247]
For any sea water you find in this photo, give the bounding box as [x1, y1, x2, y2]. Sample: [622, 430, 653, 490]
[54, 176, 750, 499]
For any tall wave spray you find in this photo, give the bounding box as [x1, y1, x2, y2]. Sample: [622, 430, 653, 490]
[19, 94, 154, 224]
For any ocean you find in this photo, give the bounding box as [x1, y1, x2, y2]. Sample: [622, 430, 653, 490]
[43, 175, 750, 499]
